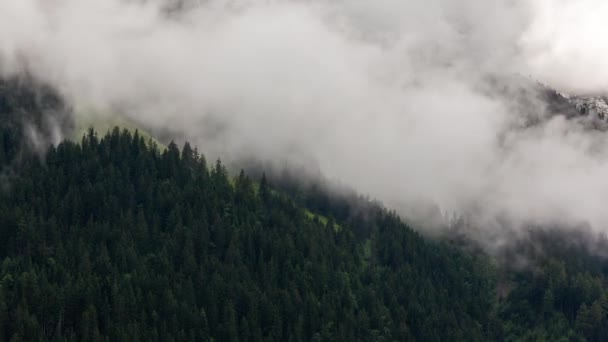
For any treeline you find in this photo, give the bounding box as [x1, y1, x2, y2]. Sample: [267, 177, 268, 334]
[2, 79, 608, 340]
[0, 127, 497, 341]
[1, 130, 608, 341]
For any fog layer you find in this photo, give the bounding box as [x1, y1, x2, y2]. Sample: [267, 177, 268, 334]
[2, 0, 608, 241]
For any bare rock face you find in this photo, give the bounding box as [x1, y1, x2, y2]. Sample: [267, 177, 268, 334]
[535, 82, 608, 129]
[561, 94, 608, 120]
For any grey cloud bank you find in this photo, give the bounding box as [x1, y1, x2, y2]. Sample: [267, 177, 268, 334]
[2, 0, 608, 243]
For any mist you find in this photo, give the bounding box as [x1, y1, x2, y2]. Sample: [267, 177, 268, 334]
[2, 0, 608, 245]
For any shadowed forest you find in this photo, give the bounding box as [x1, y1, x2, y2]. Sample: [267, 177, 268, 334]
[1, 79, 608, 341]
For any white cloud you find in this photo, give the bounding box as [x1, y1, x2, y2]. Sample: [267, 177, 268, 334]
[3, 0, 608, 243]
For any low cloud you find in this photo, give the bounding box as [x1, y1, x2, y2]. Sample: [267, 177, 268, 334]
[3, 0, 608, 244]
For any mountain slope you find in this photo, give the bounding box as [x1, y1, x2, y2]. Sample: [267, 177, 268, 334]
[0, 128, 498, 341]
[3, 77, 608, 340]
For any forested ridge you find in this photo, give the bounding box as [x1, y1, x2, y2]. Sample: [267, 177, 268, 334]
[2, 80, 608, 341]
[0, 126, 497, 341]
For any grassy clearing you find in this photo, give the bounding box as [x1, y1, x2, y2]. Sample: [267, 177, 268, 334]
[304, 209, 341, 232]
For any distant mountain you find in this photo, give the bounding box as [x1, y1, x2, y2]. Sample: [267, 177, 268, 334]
[539, 82, 608, 125]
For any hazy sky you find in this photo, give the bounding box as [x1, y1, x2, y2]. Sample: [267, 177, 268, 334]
[2, 0, 608, 245]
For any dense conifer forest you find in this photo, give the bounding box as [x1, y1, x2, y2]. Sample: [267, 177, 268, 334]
[2, 80, 608, 341]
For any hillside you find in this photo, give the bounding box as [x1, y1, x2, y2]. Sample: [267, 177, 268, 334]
[3, 79, 608, 341]
[0, 126, 501, 341]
